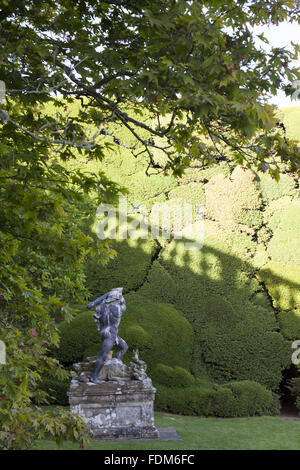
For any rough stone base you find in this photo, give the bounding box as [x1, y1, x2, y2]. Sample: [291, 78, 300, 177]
[68, 376, 159, 440]
[90, 427, 181, 442]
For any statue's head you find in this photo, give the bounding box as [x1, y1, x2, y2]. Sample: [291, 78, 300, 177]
[106, 287, 123, 302]
[86, 287, 123, 310]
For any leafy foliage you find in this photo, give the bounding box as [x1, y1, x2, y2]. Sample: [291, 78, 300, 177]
[1, 0, 300, 178]
[1, 0, 300, 446]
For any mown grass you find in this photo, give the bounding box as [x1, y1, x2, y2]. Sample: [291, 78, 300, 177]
[32, 412, 300, 450]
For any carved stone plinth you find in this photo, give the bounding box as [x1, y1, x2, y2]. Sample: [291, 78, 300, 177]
[68, 354, 159, 440]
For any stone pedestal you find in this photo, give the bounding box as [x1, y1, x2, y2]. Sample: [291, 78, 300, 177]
[68, 354, 159, 440]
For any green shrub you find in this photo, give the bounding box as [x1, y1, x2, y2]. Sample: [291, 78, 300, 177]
[83, 344, 101, 360]
[237, 209, 263, 229]
[54, 311, 99, 365]
[265, 204, 300, 267]
[258, 262, 300, 310]
[118, 297, 195, 373]
[199, 325, 289, 390]
[268, 232, 300, 265]
[256, 226, 272, 244]
[255, 172, 296, 204]
[214, 381, 278, 417]
[85, 237, 158, 295]
[293, 375, 300, 413]
[266, 203, 300, 235]
[177, 161, 231, 185]
[277, 106, 300, 141]
[278, 310, 300, 340]
[292, 377, 300, 396]
[167, 182, 205, 206]
[138, 233, 288, 389]
[251, 291, 273, 311]
[205, 166, 261, 230]
[154, 380, 278, 417]
[152, 364, 195, 388]
[214, 387, 237, 417]
[122, 324, 152, 350]
[226, 380, 279, 416]
[154, 385, 217, 416]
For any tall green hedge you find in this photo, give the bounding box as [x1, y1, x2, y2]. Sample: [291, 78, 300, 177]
[78, 159, 298, 402]
[85, 237, 158, 295]
[137, 230, 290, 389]
[54, 106, 300, 414]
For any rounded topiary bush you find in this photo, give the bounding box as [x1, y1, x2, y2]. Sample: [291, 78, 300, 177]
[54, 297, 195, 376]
[213, 380, 279, 417]
[237, 209, 263, 229]
[214, 387, 236, 417]
[256, 172, 296, 204]
[152, 364, 195, 388]
[154, 385, 217, 416]
[118, 297, 195, 373]
[226, 380, 279, 416]
[258, 262, 300, 311]
[123, 324, 152, 350]
[54, 311, 99, 365]
[199, 325, 290, 390]
[155, 380, 278, 417]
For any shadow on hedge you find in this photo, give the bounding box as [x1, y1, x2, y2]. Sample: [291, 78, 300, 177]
[44, 235, 300, 417]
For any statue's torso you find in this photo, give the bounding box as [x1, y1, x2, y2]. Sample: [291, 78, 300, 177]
[94, 298, 126, 339]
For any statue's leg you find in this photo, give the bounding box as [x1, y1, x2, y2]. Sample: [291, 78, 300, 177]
[90, 337, 115, 383]
[115, 336, 128, 360]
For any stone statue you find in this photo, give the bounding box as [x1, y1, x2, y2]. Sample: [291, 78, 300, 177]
[129, 349, 148, 381]
[86, 287, 128, 384]
[69, 295, 159, 440]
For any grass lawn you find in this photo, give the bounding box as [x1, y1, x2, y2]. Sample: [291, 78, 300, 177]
[32, 412, 300, 451]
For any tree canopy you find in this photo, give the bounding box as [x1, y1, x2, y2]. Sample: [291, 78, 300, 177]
[2, 0, 300, 176]
[0, 0, 300, 449]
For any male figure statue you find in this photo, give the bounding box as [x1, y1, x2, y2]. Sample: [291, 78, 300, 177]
[86, 287, 128, 384]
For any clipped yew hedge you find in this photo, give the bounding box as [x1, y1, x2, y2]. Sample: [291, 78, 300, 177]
[155, 380, 278, 417]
